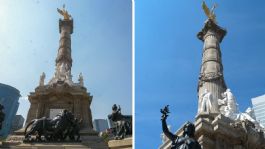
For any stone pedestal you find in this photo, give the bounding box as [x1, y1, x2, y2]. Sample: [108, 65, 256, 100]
[2, 131, 108, 149]
[108, 137, 132, 149]
[3, 141, 107, 149]
[2, 84, 107, 148]
[25, 84, 94, 130]
[195, 113, 265, 149]
[159, 113, 265, 149]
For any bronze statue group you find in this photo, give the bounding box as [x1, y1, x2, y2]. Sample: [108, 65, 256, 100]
[1, 102, 200, 148]
[23, 104, 132, 142]
[24, 109, 81, 142]
[108, 104, 132, 140]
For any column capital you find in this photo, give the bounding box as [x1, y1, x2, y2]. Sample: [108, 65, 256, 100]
[59, 19, 73, 34]
[197, 19, 226, 43]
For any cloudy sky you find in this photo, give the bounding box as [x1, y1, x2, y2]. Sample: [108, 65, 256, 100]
[136, 0, 265, 148]
[0, 0, 132, 121]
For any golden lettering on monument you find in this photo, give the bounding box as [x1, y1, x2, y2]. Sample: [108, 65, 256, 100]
[202, 1, 217, 23]
[57, 4, 72, 20]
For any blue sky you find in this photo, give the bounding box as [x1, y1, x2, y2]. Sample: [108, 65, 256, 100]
[136, 0, 265, 148]
[0, 0, 132, 121]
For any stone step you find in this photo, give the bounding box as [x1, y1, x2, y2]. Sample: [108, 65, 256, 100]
[2, 142, 108, 149]
[2, 134, 109, 149]
[10, 143, 105, 149]
[108, 137, 132, 149]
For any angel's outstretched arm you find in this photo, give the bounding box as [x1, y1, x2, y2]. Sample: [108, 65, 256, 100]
[161, 113, 178, 141]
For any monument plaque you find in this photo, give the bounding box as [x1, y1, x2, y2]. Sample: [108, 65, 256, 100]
[49, 109, 63, 119]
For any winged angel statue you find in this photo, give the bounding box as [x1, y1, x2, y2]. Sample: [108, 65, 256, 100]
[57, 4, 72, 20]
[202, 1, 217, 23]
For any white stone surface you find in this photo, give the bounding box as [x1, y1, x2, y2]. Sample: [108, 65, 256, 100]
[219, 89, 264, 130]
[49, 109, 63, 119]
[78, 73, 84, 87]
[199, 89, 214, 113]
[39, 72, 45, 86]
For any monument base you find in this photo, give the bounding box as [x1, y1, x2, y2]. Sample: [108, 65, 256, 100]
[195, 113, 265, 149]
[108, 137, 132, 149]
[3, 142, 101, 149]
[159, 113, 265, 149]
[2, 129, 108, 149]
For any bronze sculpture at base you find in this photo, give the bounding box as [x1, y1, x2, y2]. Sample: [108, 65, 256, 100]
[108, 104, 132, 140]
[161, 105, 201, 149]
[24, 109, 81, 142]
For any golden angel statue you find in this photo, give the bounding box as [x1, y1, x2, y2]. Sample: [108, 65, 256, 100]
[57, 4, 72, 20]
[202, 1, 217, 23]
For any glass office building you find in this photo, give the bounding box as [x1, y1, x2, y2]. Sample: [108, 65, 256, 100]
[251, 94, 265, 126]
[93, 119, 109, 132]
[0, 83, 20, 137]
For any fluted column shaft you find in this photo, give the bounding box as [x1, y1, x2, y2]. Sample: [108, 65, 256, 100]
[197, 20, 227, 114]
[56, 19, 73, 71]
[49, 19, 74, 85]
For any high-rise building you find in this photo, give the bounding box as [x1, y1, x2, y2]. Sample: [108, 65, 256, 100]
[11, 115, 24, 132]
[0, 83, 20, 137]
[93, 119, 109, 132]
[251, 94, 265, 126]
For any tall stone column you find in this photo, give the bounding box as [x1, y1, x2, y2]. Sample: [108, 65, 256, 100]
[197, 19, 227, 114]
[49, 19, 73, 85]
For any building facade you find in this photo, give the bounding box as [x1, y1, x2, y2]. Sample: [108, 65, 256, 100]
[252, 94, 265, 126]
[0, 83, 20, 137]
[11, 115, 24, 133]
[93, 119, 109, 132]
